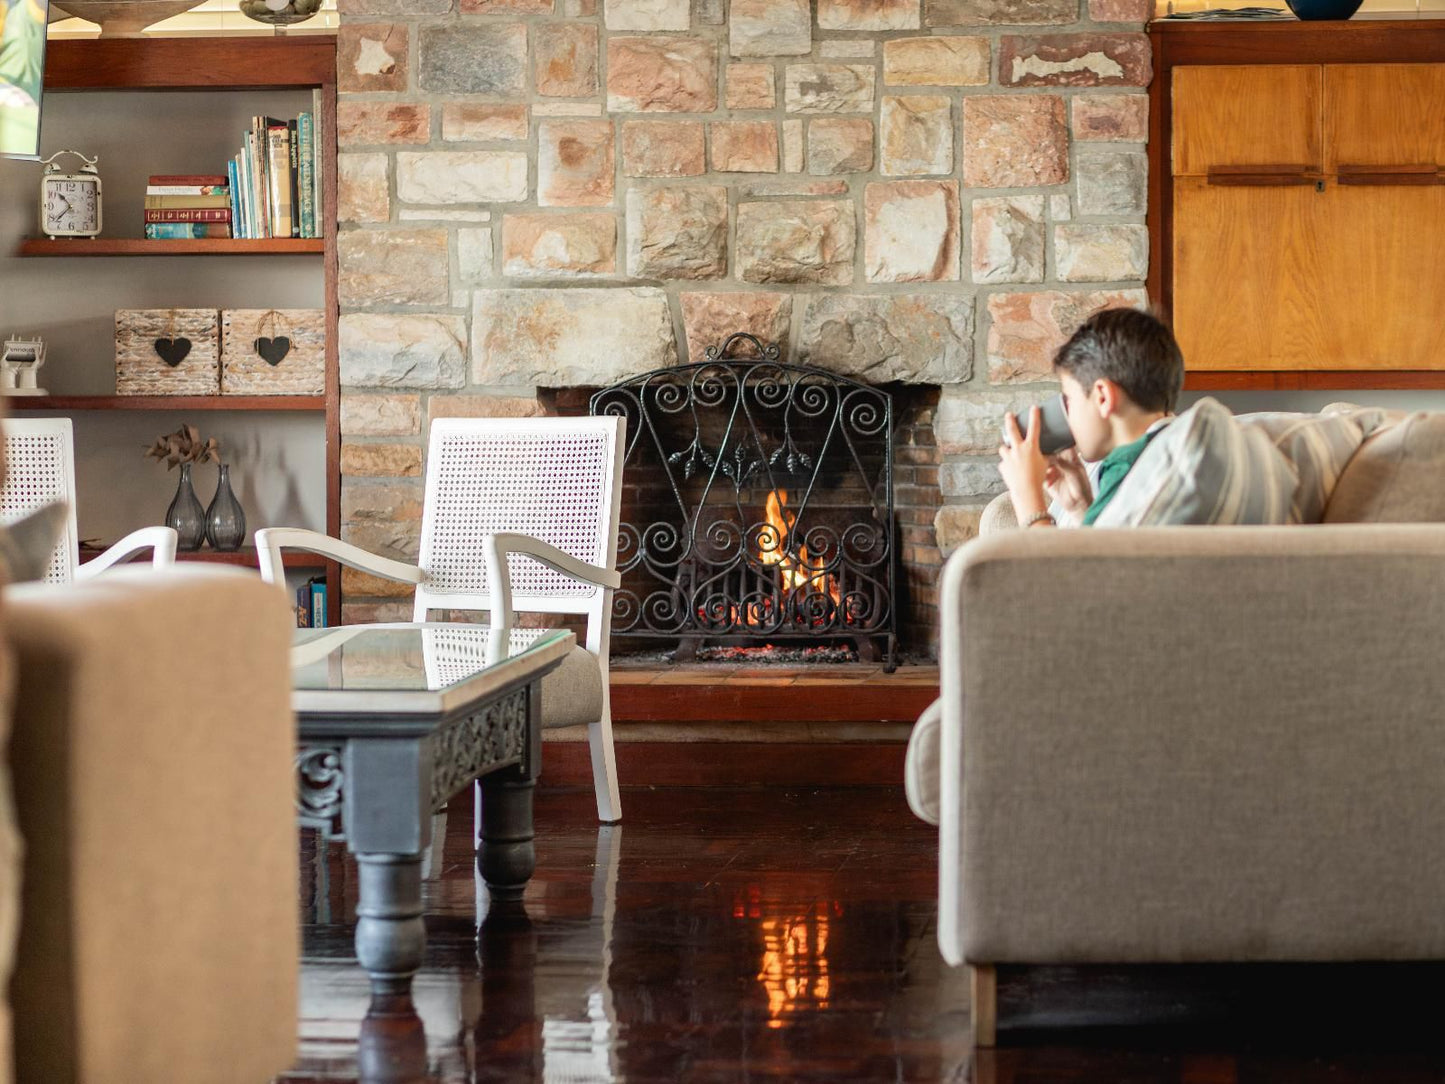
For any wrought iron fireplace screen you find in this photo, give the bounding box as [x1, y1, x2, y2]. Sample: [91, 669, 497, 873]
[590, 334, 896, 663]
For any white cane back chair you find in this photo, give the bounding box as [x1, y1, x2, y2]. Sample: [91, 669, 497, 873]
[2, 418, 177, 584]
[257, 415, 627, 823]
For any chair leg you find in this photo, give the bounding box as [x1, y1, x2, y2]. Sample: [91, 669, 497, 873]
[971, 964, 997, 1048]
[588, 707, 622, 824]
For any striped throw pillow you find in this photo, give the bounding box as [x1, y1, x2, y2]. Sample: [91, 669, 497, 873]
[1234, 410, 1368, 524]
[1091, 398, 1296, 527]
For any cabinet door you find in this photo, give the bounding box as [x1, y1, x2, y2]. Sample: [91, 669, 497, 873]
[1325, 64, 1445, 173]
[1314, 184, 1445, 369]
[1172, 178, 1330, 370]
[1173, 65, 1322, 177]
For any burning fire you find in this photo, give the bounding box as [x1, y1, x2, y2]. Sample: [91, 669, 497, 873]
[758, 490, 837, 604]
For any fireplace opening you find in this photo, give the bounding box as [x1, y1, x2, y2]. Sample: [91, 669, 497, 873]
[588, 334, 898, 669]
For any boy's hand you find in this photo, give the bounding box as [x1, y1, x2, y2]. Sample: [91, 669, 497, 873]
[1043, 446, 1092, 520]
[998, 408, 1050, 522]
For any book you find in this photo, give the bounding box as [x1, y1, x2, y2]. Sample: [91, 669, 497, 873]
[265, 121, 294, 239]
[144, 193, 231, 209]
[288, 118, 300, 239]
[226, 157, 242, 239]
[295, 582, 311, 628]
[144, 223, 235, 239]
[145, 208, 232, 223]
[146, 184, 229, 196]
[149, 173, 228, 186]
[312, 87, 325, 239]
[296, 112, 315, 240]
[249, 120, 270, 239]
[309, 578, 327, 629]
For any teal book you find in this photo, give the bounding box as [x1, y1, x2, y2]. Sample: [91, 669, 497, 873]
[296, 112, 315, 239]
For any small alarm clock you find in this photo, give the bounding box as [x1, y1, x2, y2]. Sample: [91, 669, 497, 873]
[39, 150, 103, 240]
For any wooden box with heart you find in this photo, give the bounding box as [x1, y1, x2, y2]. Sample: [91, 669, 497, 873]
[220, 309, 325, 396]
[115, 309, 221, 395]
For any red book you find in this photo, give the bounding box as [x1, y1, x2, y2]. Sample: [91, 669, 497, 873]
[144, 208, 233, 223]
[148, 174, 229, 185]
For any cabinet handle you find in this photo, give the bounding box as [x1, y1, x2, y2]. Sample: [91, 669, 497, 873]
[1206, 165, 1323, 187]
[1336, 164, 1444, 186]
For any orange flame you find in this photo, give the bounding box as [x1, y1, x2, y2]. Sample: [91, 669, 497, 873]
[758, 490, 837, 604]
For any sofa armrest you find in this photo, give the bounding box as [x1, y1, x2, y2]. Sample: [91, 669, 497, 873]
[936, 524, 1445, 968]
[905, 698, 942, 826]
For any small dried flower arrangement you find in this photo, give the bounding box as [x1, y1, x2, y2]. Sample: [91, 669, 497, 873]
[144, 424, 220, 470]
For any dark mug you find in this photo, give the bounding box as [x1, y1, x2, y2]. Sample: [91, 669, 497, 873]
[1001, 394, 1075, 456]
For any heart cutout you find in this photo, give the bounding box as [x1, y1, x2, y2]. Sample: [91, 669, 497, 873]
[254, 336, 291, 366]
[153, 337, 192, 367]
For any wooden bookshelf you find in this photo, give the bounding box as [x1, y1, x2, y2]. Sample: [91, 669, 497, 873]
[79, 544, 327, 570]
[6, 394, 323, 411]
[17, 239, 324, 257]
[35, 34, 342, 622]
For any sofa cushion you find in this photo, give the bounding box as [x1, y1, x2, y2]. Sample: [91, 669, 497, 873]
[1234, 411, 1367, 523]
[1323, 411, 1445, 523]
[0, 502, 67, 584]
[541, 644, 605, 729]
[1092, 398, 1296, 527]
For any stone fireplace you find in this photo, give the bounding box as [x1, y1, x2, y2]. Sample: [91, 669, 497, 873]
[333, 0, 1153, 659]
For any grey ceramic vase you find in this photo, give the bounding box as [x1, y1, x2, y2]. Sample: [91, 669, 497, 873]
[165, 462, 206, 552]
[205, 463, 246, 552]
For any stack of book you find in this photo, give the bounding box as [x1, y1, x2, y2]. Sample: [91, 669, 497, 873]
[144, 175, 233, 240]
[228, 93, 324, 240]
[295, 576, 328, 628]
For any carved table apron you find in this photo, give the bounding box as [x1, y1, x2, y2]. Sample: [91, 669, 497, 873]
[290, 624, 573, 999]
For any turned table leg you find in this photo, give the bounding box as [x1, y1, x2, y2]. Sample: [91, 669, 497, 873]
[354, 853, 425, 998]
[478, 682, 542, 901]
[344, 738, 432, 1001]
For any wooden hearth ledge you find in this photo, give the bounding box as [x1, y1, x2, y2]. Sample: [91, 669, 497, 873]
[541, 662, 939, 788]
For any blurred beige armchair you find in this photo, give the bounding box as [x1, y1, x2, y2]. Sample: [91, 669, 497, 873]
[1, 567, 299, 1083]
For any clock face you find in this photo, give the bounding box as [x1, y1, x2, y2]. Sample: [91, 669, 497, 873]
[42, 176, 102, 237]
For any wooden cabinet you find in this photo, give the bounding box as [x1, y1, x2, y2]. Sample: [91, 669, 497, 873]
[1150, 21, 1445, 389]
[1172, 65, 1322, 176]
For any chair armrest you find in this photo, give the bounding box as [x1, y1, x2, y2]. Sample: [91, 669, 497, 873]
[482, 531, 620, 632]
[75, 526, 179, 580]
[254, 527, 426, 587]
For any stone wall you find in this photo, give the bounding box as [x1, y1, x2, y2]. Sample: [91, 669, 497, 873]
[335, 0, 1152, 636]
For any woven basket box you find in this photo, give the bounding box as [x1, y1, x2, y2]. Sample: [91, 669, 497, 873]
[115, 309, 221, 396]
[220, 309, 325, 396]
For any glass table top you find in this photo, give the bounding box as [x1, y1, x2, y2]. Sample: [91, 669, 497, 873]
[291, 623, 573, 716]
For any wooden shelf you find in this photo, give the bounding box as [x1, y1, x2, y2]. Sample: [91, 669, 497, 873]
[17, 239, 323, 257]
[43, 37, 338, 90]
[6, 395, 323, 411]
[79, 544, 327, 570]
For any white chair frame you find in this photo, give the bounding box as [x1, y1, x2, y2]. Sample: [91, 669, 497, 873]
[257, 415, 627, 823]
[2, 417, 177, 583]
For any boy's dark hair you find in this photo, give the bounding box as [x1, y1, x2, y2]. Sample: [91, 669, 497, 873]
[1052, 308, 1184, 413]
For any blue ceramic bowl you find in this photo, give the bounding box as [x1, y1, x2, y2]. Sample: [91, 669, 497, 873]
[1285, 0, 1363, 18]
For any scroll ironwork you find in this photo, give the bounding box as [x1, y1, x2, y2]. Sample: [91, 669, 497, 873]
[590, 334, 895, 664]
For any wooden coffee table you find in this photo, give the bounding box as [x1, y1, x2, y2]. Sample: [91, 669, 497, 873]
[290, 622, 573, 998]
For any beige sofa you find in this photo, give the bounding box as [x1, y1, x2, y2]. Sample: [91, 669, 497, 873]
[906, 407, 1445, 1046]
[0, 566, 299, 1082]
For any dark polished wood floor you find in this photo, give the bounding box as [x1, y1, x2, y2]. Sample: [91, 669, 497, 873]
[278, 786, 1445, 1084]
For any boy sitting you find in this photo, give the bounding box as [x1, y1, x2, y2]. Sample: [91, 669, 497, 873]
[997, 307, 1184, 529]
